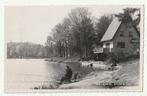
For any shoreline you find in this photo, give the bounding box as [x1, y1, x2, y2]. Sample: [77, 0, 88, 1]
[34, 59, 139, 89]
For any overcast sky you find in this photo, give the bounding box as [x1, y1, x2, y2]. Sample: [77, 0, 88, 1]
[5, 5, 140, 45]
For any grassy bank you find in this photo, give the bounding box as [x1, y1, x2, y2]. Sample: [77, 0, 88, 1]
[59, 59, 140, 89]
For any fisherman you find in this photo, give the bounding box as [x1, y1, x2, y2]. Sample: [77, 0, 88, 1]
[60, 65, 73, 84]
[65, 65, 73, 83]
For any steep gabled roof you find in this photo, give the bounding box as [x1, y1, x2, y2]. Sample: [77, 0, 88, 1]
[100, 18, 122, 42]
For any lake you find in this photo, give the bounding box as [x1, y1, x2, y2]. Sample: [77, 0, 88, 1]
[5, 59, 86, 91]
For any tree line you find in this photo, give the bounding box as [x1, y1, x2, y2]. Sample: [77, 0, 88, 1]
[7, 42, 48, 58]
[45, 7, 140, 59]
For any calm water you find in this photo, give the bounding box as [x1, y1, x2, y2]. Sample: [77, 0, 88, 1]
[5, 59, 83, 91]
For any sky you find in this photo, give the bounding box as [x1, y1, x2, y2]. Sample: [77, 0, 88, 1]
[5, 5, 141, 45]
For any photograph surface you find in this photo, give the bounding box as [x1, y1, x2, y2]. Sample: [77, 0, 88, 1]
[5, 5, 143, 92]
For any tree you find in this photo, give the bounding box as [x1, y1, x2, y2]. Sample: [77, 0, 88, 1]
[115, 8, 140, 27]
[95, 15, 113, 44]
[46, 7, 95, 59]
[52, 22, 69, 57]
[68, 8, 95, 58]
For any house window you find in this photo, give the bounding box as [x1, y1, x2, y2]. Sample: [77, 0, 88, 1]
[117, 42, 125, 48]
[130, 38, 138, 44]
[129, 31, 133, 37]
[120, 31, 124, 37]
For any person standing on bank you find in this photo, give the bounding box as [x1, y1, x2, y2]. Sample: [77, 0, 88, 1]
[111, 57, 117, 70]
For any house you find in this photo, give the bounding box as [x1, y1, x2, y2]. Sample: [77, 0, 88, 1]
[96, 17, 140, 58]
